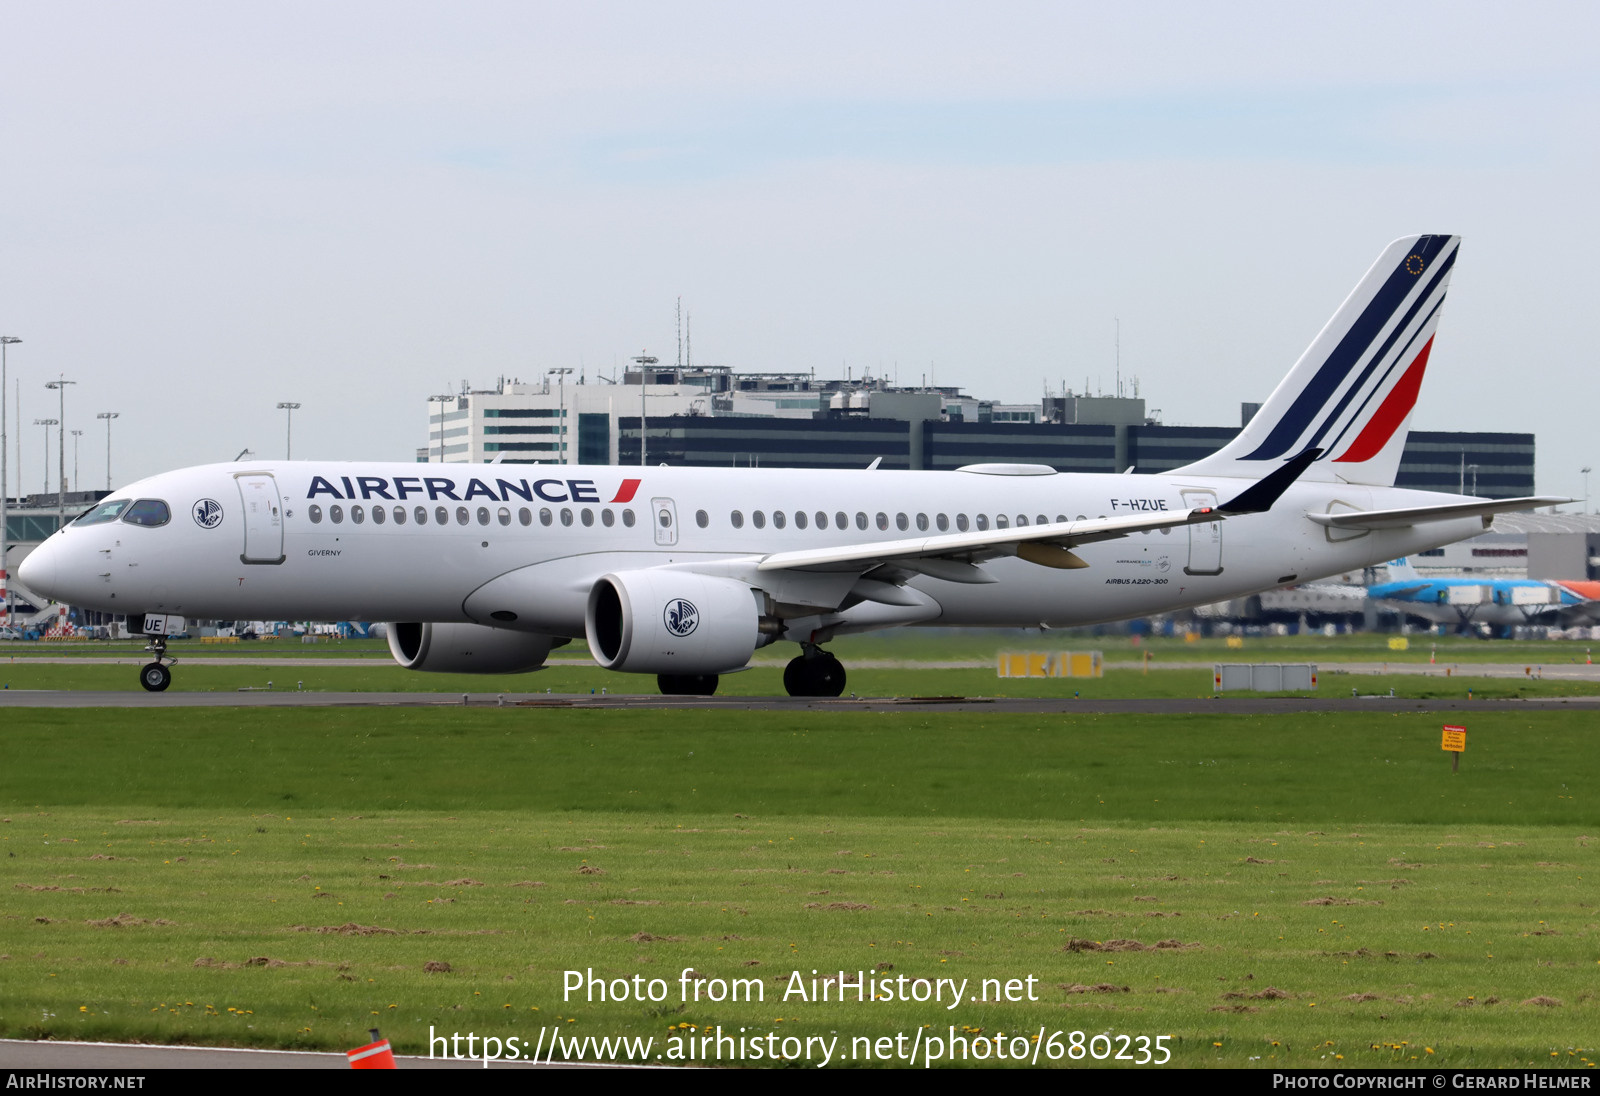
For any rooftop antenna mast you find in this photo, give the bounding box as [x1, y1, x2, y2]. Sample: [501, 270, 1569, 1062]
[1115, 317, 1121, 398]
[676, 298, 683, 369]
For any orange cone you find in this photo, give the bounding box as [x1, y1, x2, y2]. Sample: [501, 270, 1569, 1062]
[348, 1029, 397, 1069]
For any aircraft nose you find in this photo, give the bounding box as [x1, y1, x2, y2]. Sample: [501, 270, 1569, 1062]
[16, 541, 58, 599]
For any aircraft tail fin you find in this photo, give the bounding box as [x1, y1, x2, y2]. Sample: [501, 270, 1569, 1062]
[1174, 234, 1462, 488]
[1386, 557, 1421, 581]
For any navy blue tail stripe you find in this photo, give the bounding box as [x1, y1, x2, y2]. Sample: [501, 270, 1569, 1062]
[1301, 247, 1457, 453]
[1242, 235, 1456, 461]
[1320, 294, 1445, 458]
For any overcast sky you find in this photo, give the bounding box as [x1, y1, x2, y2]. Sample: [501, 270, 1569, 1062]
[2, 2, 1595, 498]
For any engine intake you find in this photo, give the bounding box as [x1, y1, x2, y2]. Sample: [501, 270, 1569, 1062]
[386, 622, 559, 674]
[586, 571, 770, 674]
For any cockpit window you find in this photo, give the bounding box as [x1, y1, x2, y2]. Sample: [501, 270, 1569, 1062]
[121, 499, 172, 527]
[76, 499, 131, 526]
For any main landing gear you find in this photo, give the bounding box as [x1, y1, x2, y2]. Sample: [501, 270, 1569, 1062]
[657, 673, 720, 696]
[139, 637, 173, 693]
[783, 646, 847, 698]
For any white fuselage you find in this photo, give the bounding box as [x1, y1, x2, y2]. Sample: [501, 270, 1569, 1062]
[22, 461, 1486, 638]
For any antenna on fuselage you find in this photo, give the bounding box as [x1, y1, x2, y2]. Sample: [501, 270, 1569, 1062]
[234, 448, 253, 461]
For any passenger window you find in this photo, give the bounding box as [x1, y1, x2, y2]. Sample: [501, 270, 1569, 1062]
[371, 505, 386, 525]
[415, 506, 428, 525]
[1037, 514, 1049, 526]
[752, 511, 766, 530]
[77, 499, 130, 525]
[731, 510, 744, 529]
[996, 515, 1009, 529]
[895, 512, 908, 531]
[1055, 514, 1067, 524]
[390, 506, 405, 525]
[816, 511, 829, 530]
[602, 509, 615, 528]
[456, 506, 470, 525]
[976, 514, 989, 531]
[498, 507, 512, 526]
[916, 513, 929, 531]
[658, 509, 672, 528]
[352, 505, 366, 525]
[330, 504, 344, 524]
[795, 511, 808, 530]
[121, 499, 171, 527]
[560, 508, 573, 527]
[476, 507, 491, 526]
[540, 508, 553, 526]
[519, 508, 532, 527]
[581, 508, 594, 527]
[936, 513, 948, 532]
[695, 509, 709, 529]
[622, 509, 636, 528]
[435, 506, 448, 525]
[308, 504, 323, 525]
[956, 514, 969, 532]
[773, 511, 786, 529]
[1076, 514, 1087, 521]
[1014, 515, 1027, 527]
[875, 512, 888, 531]
[855, 512, 867, 531]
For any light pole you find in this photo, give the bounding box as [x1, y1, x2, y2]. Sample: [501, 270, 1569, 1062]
[0, 336, 19, 622]
[98, 412, 119, 490]
[45, 377, 75, 530]
[546, 368, 573, 464]
[631, 353, 657, 466]
[1584, 467, 1592, 514]
[276, 402, 301, 460]
[430, 393, 454, 463]
[70, 430, 82, 492]
[34, 419, 58, 504]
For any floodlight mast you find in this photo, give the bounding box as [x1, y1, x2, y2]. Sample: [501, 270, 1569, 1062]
[97, 412, 119, 491]
[0, 336, 18, 624]
[631, 353, 657, 466]
[45, 376, 74, 532]
[276, 402, 301, 460]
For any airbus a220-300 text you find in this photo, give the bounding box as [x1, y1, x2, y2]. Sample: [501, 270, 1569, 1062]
[19, 235, 1562, 696]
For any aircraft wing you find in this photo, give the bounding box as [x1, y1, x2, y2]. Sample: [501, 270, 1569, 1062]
[757, 448, 1321, 575]
[1307, 495, 1569, 531]
[756, 506, 1213, 574]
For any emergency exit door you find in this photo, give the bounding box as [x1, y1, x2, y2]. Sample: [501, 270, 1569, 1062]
[236, 473, 286, 564]
[1182, 489, 1222, 575]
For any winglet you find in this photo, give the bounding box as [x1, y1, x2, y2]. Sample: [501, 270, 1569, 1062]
[1217, 448, 1322, 515]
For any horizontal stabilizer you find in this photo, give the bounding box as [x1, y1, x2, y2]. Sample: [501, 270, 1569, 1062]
[1307, 495, 1569, 531]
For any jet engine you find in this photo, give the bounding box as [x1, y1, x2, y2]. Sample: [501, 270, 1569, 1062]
[586, 570, 774, 674]
[385, 621, 561, 674]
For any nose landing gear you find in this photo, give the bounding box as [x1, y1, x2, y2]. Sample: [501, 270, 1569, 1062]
[783, 645, 847, 697]
[139, 637, 173, 692]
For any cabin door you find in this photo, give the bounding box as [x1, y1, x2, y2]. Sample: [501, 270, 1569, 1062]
[236, 473, 286, 564]
[1182, 489, 1222, 575]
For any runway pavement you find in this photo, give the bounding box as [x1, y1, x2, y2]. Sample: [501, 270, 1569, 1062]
[0, 687, 1596, 714]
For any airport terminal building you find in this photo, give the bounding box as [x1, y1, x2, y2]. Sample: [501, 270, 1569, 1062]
[420, 365, 1537, 499]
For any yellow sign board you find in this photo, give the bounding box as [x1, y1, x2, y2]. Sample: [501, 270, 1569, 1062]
[1441, 725, 1466, 753]
[1388, 636, 1410, 651]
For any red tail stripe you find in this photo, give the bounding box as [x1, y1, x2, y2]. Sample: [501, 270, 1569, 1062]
[1333, 336, 1434, 464]
[610, 479, 642, 504]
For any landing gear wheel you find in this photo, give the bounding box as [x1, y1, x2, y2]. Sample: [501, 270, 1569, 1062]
[783, 652, 847, 698]
[657, 673, 719, 696]
[139, 662, 172, 692]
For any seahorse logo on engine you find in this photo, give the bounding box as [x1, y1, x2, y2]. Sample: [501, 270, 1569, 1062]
[664, 598, 698, 638]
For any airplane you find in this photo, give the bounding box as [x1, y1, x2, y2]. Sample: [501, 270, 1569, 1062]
[1369, 557, 1600, 632]
[17, 233, 1567, 697]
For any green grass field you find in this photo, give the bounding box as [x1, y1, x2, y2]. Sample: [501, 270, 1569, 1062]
[2, 705, 1596, 1068]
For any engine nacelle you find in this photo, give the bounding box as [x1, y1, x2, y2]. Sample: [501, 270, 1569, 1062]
[586, 571, 769, 674]
[386, 622, 559, 674]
